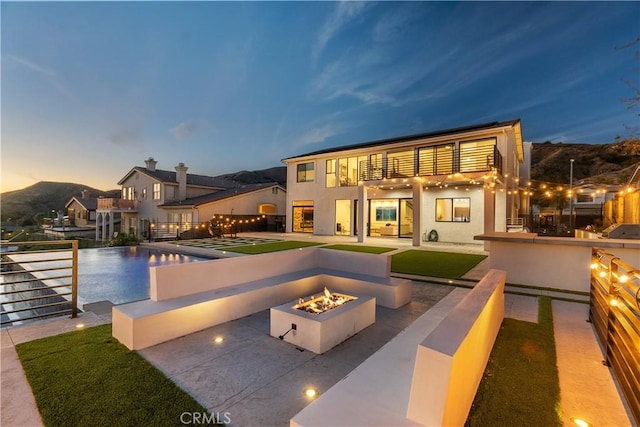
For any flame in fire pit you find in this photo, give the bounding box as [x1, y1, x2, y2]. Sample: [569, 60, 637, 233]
[293, 287, 357, 315]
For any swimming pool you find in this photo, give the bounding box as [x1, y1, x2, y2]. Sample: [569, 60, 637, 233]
[78, 246, 212, 306]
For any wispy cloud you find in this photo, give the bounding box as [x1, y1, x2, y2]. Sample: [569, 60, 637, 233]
[294, 123, 344, 147]
[4, 54, 57, 77]
[170, 120, 196, 140]
[312, 1, 370, 65]
[308, 45, 455, 107]
[106, 122, 143, 147]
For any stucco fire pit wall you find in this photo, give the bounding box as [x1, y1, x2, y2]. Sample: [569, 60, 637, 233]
[270, 292, 375, 354]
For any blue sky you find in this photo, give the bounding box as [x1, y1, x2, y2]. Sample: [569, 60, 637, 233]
[2, 1, 638, 192]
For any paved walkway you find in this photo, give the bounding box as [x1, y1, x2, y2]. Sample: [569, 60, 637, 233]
[2, 292, 634, 426]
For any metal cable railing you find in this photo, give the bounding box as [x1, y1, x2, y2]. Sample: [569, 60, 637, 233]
[1, 240, 78, 325]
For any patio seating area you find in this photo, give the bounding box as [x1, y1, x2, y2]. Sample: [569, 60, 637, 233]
[112, 247, 412, 350]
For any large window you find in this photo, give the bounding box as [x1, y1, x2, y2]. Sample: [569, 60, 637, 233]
[435, 144, 454, 175]
[153, 183, 161, 200]
[326, 160, 336, 187]
[386, 150, 414, 178]
[459, 138, 496, 173]
[335, 200, 351, 235]
[436, 198, 470, 222]
[123, 186, 135, 200]
[292, 201, 314, 232]
[297, 162, 315, 182]
[418, 144, 454, 176]
[338, 157, 359, 186]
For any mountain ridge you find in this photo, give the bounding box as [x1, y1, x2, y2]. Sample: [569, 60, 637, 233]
[3, 139, 638, 226]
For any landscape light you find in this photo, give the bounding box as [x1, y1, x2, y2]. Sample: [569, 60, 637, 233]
[570, 417, 592, 427]
[304, 388, 318, 398]
[213, 336, 224, 344]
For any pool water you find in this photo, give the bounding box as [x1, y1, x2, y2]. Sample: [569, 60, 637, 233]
[78, 246, 211, 306]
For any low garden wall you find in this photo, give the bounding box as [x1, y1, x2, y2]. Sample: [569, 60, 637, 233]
[475, 232, 639, 292]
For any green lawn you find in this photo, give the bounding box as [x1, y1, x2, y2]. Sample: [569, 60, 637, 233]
[466, 297, 562, 426]
[224, 240, 321, 254]
[16, 324, 220, 426]
[391, 250, 486, 278]
[322, 244, 395, 254]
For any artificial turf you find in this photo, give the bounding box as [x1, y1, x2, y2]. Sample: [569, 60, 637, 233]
[321, 244, 395, 254]
[16, 324, 220, 426]
[224, 240, 321, 254]
[390, 250, 486, 278]
[466, 297, 562, 426]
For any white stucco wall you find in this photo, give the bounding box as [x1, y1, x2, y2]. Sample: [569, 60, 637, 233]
[475, 232, 640, 292]
[196, 186, 287, 221]
[284, 122, 524, 245]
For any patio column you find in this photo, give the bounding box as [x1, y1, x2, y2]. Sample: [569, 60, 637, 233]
[95, 212, 101, 241]
[109, 213, 114, 239]
[101, 213, 107, 241]
[357, 184, 368, 243]
[412, 179, 423, 247]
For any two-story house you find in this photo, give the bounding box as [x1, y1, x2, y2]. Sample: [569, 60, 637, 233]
[96, 158, 286, 240]
[282, 119, 528, 246]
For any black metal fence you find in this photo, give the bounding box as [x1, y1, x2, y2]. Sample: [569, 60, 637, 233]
[1, 240, 78, 326]
[589, 247, 640, 424]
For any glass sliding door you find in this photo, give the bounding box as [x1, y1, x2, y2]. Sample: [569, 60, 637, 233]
[399, 199, 413, 237]
[335, 200, 351, 235]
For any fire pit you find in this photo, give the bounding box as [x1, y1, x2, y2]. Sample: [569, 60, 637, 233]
[270, 288, 375, 354]
[293, 287, 357, 315]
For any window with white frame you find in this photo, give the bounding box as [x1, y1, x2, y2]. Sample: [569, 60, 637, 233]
[153, 183, 161, 200]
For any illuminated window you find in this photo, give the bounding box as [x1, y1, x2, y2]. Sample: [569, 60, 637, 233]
[153, 183, 161, 200]
[326, 160, 336, 187]
[436, 198, 470, 222]
[259, 203, 276, 214]
[459, 138, 496, 173]
[338, 157, 359, 186]
[123, 186, 135, 200]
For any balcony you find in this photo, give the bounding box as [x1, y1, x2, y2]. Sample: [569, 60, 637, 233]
[359, 145, 503, 182]
[97, 198, 136, 211]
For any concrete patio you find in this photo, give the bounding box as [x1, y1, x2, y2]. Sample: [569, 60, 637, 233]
[2, 284, 634, 426]
[0, 234, 634, 426]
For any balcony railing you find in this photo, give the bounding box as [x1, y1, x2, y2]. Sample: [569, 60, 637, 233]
[97, 198, 136, 210]
[359, 145, 503, 181]
[1, 240, 78, 325]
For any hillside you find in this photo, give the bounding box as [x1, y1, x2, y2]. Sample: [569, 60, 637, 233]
[1, 182, 117, 226]
[531, 139, 640, 185]
[0, 167, 287, 226]
[214, 166, 286, 186]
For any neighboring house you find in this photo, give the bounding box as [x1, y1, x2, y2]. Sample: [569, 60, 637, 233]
[96, 158, 286, 240]
[158, 182, 286, 238]
[282, 119, 528, 246]
[532, 184, 622, 231]
[65, 189, 119, 227]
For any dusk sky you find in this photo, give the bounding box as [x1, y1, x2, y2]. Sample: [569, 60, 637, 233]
[2, 1, 638, 193]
